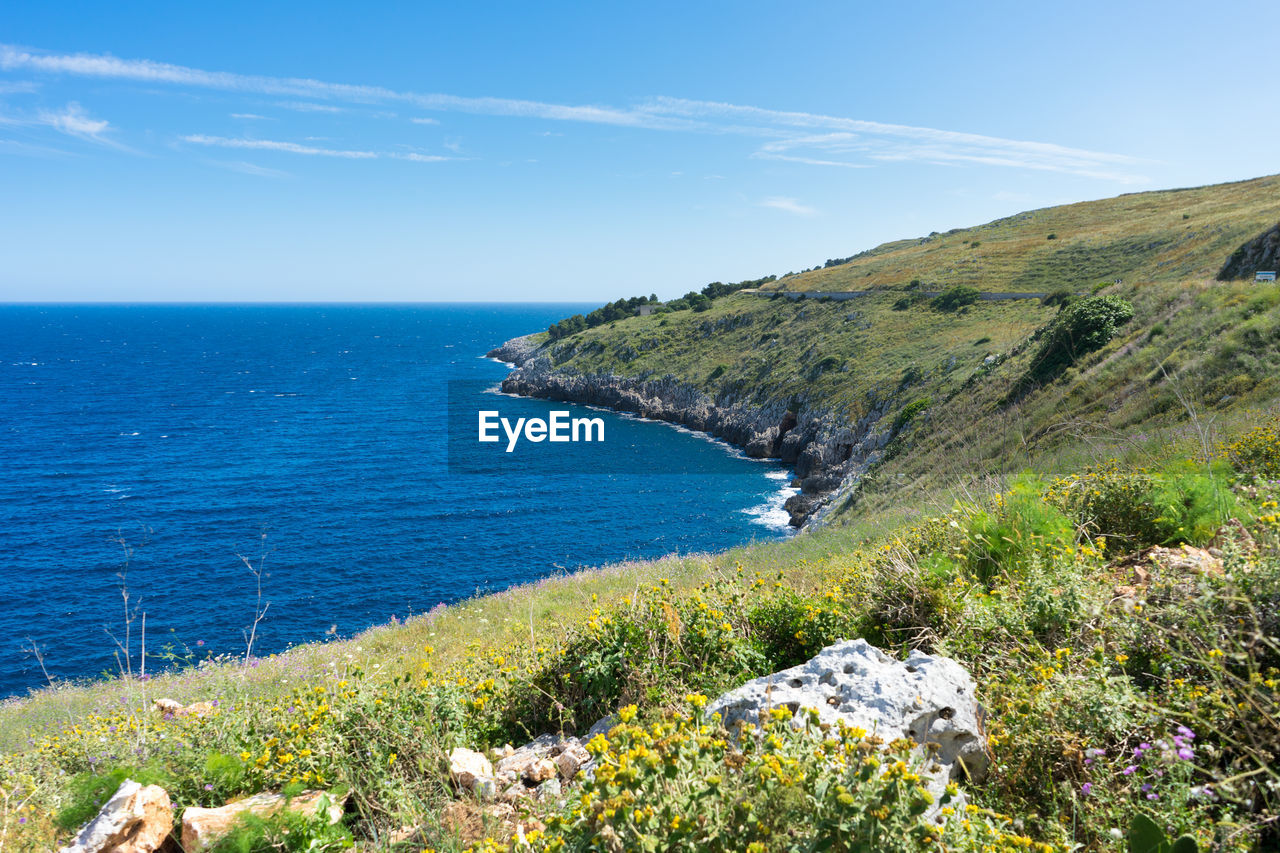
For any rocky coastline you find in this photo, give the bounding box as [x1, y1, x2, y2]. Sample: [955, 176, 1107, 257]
[487, 335, 893, 527]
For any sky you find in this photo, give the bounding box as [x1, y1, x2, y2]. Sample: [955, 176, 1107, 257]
[1, 1, 1278, 302]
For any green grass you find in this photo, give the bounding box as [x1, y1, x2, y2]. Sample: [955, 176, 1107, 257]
[763, 173, 1280, 294]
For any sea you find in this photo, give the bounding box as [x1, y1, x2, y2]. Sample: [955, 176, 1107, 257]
[0, 304, 796, 698]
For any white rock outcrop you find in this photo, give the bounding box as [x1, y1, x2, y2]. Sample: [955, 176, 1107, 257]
[707, 639, 988, 798]
[58, 779, 172, 853]
[449, 747, 494, 793]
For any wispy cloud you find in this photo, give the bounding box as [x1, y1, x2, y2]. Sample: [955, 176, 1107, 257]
[181, 134, 377, 158]
[760, 197, 818, 216]
[395, 152, 451, 163]
[0, 43, 1147, 180]
[0, 100, 124, 148]
[276, 101, 344, 113]
[230, 112, 269, 120]
[181, 134, 455, 164]
[40, 101, 109, 139]
[410, 117, 439, 125]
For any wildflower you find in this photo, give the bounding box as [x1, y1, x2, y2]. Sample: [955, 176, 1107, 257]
[1177, 747, 1194, 760]
[1123, 765, 1137, 775]
[1081, 782, 1092, 795]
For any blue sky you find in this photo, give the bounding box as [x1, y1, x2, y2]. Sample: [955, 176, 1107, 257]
[2, 1, 1277, 302]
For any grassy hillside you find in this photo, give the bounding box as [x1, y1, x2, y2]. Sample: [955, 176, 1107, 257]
[765, 174, 1280, 294]
[4, 176, 1280, 851]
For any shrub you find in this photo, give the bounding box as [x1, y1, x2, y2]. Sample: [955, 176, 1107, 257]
[892, 397, 931, 434]
[931, 285, 981, 312]
[964, 473, 1075, 584]
[1046, 460, 1236, 548]
[1041, 288, 1075, 309]
[1022, 294, 1134, 386]
[532, 699, 1046, 852]
[1221, 416, 1280, 479]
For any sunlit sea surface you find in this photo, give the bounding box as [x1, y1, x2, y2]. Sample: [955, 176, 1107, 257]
[0, 304, 794, 697]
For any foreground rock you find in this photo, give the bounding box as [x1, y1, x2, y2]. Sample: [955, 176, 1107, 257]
[708, 638, 988, 801]
[181, 790, 346, 852]
[493, 734, 591, 799]
[59, 779, 172, 853]
[449, 747, 494, 794]
[152, 698, 216, 718]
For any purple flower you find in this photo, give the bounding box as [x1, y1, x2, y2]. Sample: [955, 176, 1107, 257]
[197, 639, 205, 647]
[1147, 793, 1159, 800]
[1177, 725, 1194, 739]
[1141, 783, 1153, 793]
[1123, 765, 1137, 775]
[1178, 747, 1194, 761]
[1081, 783, 1093, 795]
[204, 783, 214, 791]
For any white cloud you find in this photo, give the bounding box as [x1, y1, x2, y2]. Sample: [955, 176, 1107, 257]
[760, 197, 818, 216]
[39, 101, 109, 139]
[410, 117, 439, 125]
[230, 112, 269, 120]
[394, 152, 451, 163]
[276, 101, 344, 113]
[182, 134, 454, 164]
[182, 134, 377, 158]
[0, 43, 1147, 180]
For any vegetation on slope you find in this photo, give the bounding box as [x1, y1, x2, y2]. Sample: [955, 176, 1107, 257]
[765, 174, 1280, 294]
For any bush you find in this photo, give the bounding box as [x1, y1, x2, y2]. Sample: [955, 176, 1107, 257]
[964, 473, 1075, 584]
[1022, 294, 1134, 386]
[533, 699, 1045, 852]
[1041, 288, 1076, 309]
[931, 286, 981, 312]
[1046, 460, 1236, 548]
[891, 397, 931, 434]
[1221, 416, 1280, 479]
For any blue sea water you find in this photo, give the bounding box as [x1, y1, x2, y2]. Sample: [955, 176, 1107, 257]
[0, 304, 794, 697]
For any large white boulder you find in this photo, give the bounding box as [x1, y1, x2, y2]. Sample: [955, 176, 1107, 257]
[707, 638, 988, 796]
[58, 779, 172, 853]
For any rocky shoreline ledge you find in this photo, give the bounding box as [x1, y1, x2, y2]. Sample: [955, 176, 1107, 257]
[487, 334, 893, 527]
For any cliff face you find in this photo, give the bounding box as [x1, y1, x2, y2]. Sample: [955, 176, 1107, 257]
[487, 336, 891, 527]
[1218, 222, 1280, 280]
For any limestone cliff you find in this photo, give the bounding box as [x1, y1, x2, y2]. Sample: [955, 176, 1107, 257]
[487, 335, 891, 527]
[1218, 221, 1280, 280]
